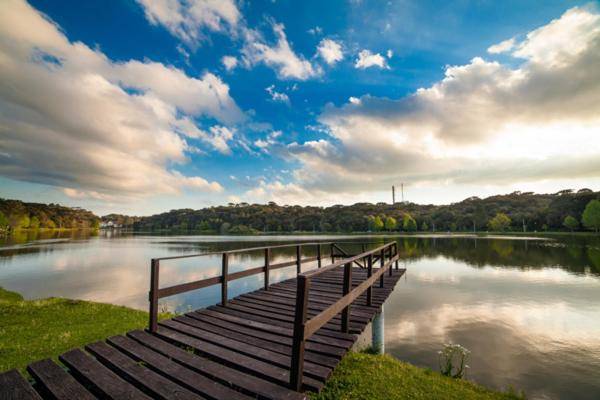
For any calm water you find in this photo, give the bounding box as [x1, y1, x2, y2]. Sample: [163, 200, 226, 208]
[1, 231, 600, 399]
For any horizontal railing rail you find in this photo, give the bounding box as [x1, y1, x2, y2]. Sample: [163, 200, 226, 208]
[289, 241, 399, 391]
[148, 241, 389, 333]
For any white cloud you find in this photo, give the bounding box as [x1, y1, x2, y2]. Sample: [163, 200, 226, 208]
[241, 21, 318, 80]
[355, 49, 389, 69]
[0, 0, 234, 198]
[221, 55, 238, 71]
[307, 26, 323, 36]
[262, 6, 600, 200]
[487, 37, 516, 54]
[513, 6, 600, 67]
[317, 39, 343, 65]
[386, 49, 393, 58]
[136, 0, 240, 47]
[348, 96, 361, 104]
[265, 85, 290, 104]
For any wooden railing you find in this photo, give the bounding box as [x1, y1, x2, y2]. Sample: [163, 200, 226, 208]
[147, 241, 385, 333]
[289, 241, 399, 391]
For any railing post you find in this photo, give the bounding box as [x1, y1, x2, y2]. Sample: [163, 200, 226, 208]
[149, 259, 159, 333]
[367, 254, 373, 307]
[388, 245, 393, 276]
[290, 275, 310, 391]
[330, 243, 335, 263]
[317, 244, 322, 268]
[221, 253, 229, 306]
[394, 242, 399, 270]
[264, 248, 270, 290]
[379, 247, 385, 288]
[296, 245, 302, 274]
[341, 262, 352, 333]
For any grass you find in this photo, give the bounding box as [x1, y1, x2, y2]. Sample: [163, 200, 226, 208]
[0, 287, 170, 374]
[310, 351, 525, 400]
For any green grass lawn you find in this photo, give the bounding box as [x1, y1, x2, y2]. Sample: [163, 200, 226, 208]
[310, 352, 524, 400]
[0, 287, 169, 374]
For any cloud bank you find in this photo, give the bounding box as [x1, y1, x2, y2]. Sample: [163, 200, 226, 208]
[252, 6, 600, 202]
[0, 0, 242, 199]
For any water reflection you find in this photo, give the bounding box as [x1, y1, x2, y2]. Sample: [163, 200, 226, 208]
[1, 233, 600, 399]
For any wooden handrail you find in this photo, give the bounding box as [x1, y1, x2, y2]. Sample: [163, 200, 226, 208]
[148, 241, 385, 333]
[289, 241, 398, 390]
[331, 243, 365, 268]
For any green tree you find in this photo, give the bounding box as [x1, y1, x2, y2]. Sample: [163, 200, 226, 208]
[371, 216, 384, 232]
[9, 214, 30, 230]
[488, 213, 511, 232]
[29, 216, 40, 230]
[0, 211, 8, 230]
[582, 199, 600, 233]
[421, 221, 429, 231]
[384, 216, 397, 231]
[403, 214, 417, 232]
[563, 215, 578, 232]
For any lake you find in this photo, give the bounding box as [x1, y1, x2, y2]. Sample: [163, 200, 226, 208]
[1, 231, 600, 399]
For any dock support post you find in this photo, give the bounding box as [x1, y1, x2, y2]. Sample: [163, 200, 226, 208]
[290, 275, 309, 391]
[149, 259, 159, 333]
[221, 253, 229, 306]
[264, 248, 270, 290]
[372, 306, 385, 354]
[341, 262, 352, 333]
[395, 242, 399, 269]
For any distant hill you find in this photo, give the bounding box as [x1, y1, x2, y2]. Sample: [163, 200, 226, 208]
[125, 189, 600, 233]
[0, 198, 99, 230]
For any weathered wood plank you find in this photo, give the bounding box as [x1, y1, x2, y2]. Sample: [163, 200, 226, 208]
[59, 348, 151, 400]
[0, 370, 42, 400]
[27, 359, 95, 400]
[85, 341, 202, 399]
[107, 335, 251, 400]
[127, 330, 306, 400]
[159, 319, 331, 382]
[153, 326, 324, 393]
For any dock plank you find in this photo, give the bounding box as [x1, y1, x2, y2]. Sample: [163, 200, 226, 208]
[27, 359, 94, 400]
[0, 370, 42, 400]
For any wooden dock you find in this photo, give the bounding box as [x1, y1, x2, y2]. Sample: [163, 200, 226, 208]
[1, 242, 405, 399]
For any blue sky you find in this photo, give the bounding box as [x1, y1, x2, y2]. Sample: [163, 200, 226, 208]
[0, 0, 599, 215]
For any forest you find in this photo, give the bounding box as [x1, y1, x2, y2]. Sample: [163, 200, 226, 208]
[118, 189, 600, 234]
[2, 189, 599, 234]
[0, 199, 99, 231]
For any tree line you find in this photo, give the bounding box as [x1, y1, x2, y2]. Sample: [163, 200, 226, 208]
[2, 189, 599, 234]
[0, 199, 100, 232]
[117, 189, 600, 234]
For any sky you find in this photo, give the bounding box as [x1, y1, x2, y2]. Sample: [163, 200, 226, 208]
[0, 0, 599, 216]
